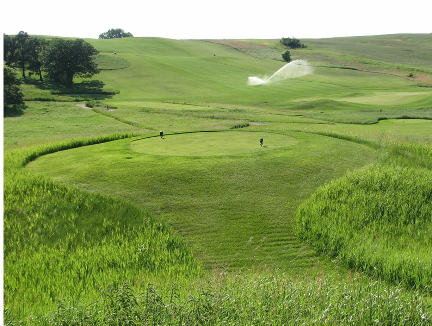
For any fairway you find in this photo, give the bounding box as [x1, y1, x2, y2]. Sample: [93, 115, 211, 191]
[130, 131, 297, 156]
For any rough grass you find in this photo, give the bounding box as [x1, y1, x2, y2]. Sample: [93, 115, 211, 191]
[297, 145, 432, 293]
[4, 141, 202, 317]
[3, 102, 142, 150]
[6, 273, 431, 325]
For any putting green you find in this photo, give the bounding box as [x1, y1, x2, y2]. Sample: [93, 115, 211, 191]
[130, 131, 297, 156]
[343, 91, 432, 105]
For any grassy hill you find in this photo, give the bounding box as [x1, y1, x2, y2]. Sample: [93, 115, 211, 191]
[89, 35, 432, 125]
[4, 34, 432, 324]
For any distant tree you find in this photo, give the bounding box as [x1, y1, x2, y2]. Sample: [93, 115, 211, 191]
[280, 37, 306, 49]
[43, 38, 99, 87]
[4, 65, 25, 111]
[99, 28, 133, 39]
[282, 50, 291, 62]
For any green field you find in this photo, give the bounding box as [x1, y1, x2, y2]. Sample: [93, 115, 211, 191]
[4, 34, 432, 324]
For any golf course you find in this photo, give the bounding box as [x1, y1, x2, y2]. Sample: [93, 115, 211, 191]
[4, 34, 432, 324]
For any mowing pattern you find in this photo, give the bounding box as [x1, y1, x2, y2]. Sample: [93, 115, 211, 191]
[26, 130, 378, 271]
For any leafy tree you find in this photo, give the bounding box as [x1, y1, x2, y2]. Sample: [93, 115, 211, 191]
[4, 32, 48, 82]
[282, 50, 291, 62]
[99, 28, 133, 39]
[4, 65, 24, 112]
[43, 38, 100, 87]
[280, 37, 306, 49]
[4, 31, 31, 78]
[3, 34, 16, 67]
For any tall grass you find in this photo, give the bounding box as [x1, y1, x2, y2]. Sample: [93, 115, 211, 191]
[297, 144, 432, 292]
[6, 273, 431, 325]
[384, 141, 432, 169]
[4, 137, 202, 318]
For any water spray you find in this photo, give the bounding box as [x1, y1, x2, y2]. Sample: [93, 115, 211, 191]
[247, 60, 313, 86]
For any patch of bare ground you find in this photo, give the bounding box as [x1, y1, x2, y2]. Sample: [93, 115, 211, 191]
[76, 103, 115, 111]
[76, 103, 91, 109]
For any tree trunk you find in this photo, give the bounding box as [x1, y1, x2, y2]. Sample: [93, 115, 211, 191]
[21, 63, 26, 79]
[66, 73, 74, 88]
[38, 68, 44, 83]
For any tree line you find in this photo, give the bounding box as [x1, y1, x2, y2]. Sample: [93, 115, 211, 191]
[3, 31, 100, 111]
[4, 31, 99, 87]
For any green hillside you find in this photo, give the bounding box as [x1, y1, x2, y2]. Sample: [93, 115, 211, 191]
[4, 34, 432, 324]
[304, 34, 432, 71]
[87, 35, 432, 124]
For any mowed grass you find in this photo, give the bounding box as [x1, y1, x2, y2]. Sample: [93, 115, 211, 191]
[85, 37, 429, 111]
[26, 130, 378, 270]
[130, 131, 297, 156]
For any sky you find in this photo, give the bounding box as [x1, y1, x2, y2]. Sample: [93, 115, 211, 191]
[2, 0, 431, 40]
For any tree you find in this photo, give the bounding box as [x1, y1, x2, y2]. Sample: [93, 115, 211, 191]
[280, 37, 306, 49]
[4, 31, 31, 78]
[4, 32, 48, 82]
[282, 50, 291, 62]
[4, 34, 17, 67]
[43, 38, 100, 87]
[27, 37, 49, 82]
[4, 65, 24, 112]
[99, 28, 133, 39]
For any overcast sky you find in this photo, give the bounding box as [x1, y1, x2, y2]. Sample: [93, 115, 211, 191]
[2, 0, 431, 40]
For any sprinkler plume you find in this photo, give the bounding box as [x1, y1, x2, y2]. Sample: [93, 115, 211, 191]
[248, 60, 313, 86]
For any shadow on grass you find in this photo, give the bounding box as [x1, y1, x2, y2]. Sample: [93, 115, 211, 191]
[4, 104, 27, 117]
[23, 78, 119, 101]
